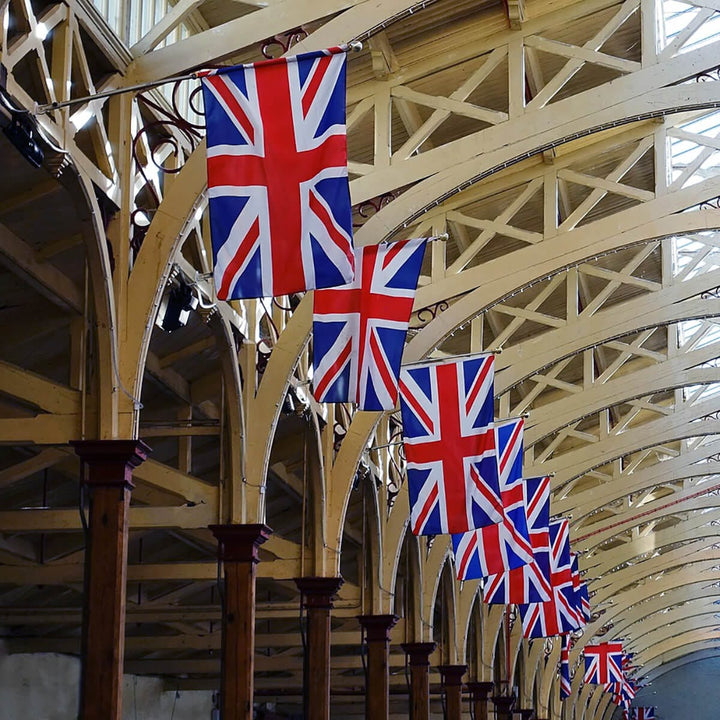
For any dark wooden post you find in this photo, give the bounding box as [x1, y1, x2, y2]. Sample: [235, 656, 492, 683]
[401, 642, 436, 720]
[210, 524, 272, 720]
[467, 681, 495, 720]
[493, 694, 516, 720]
[518, 709, 535, 720]
[358, 614, 398, 720]
[295, 577, 344, 720]
[439, 665, 467, 720]
[72, 439, 150, 720]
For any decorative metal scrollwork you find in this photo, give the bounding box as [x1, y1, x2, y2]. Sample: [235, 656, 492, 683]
[700, 284, 720, 299]
[543, 637, 555, 660]
[130, 81, 208, 252]
[695, 66, 720, 83]
[261, 28, 309, 59]
[416, 300, 449, 324]
[699, 197, 720, 211]
[352, 192, 397, 228]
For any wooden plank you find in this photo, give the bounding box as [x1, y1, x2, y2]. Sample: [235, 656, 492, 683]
[0, 504, 216, 532]
[0, 360, 80, 414]
[0, 448, 65, 490]
[0, 556, 301, 584]
[0, 223, 82, 312]
[0, 414, 84, 444]
[132, 459, 217, 506]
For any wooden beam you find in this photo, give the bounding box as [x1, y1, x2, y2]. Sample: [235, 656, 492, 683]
[0, 557, 301, 584]
[0, 599, 363, 626]
[0, 448, 66, 490]
[0, 223, 82, 312]
[132, 458, 217, 506]
[0, 504, 216, 532]
[0, 414, 84, 444]
[0, 178, 60, 215]
[130, 0, 205, 57]
[0, 360, 80, 414]
[6, 629, 369, 655]
[159, 336, 215, 368]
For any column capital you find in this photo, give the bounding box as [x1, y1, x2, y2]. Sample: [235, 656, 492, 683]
[467, 681, 495, 699]
[358, 614, 398, 642]
[438, 664, 467, 687]
[294, 576, 344, 608]
[492, 695, 516, 711]
[71, 439, 151, 489]
[209, 523, 272, 563]
[401, 642, 437, 666]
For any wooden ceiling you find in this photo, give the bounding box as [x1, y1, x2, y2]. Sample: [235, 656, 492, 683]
[2, 0, 720, 715]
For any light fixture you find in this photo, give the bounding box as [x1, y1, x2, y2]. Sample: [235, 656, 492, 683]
[3, 111, 44, 168]
[156, 281, 198, 333]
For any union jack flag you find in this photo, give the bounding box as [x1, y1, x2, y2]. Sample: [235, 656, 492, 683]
[584, 642, 624, 685]
[579, 581, 591, 623]
[519, 519, 580, 637]
[607, 676, 636, 709]
[452, 418, 532, 579]
[622, 653, 637, 674]
[560, 633, 572, 699]
[569, 554, 585, 628]
[483, 475, 552, 604]
[312, 238, 426, 410]
[201, 47, 355, 299]
[628, 708, 655, 720]
[399, 355, 503, 535]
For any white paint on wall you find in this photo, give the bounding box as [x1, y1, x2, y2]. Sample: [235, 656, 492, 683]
[0, 648, 214, 720]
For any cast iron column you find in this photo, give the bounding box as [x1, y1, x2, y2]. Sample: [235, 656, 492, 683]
[493, 693, 516, 720]
[295, 577, 344, 720]
[358, 614, 398, 720]
[467, 681, 495, 720]
[401, 642, 436, 720]
[210, 523, 272, 720]
[439, 665, 467, 720]
[72, 439, 149, 720]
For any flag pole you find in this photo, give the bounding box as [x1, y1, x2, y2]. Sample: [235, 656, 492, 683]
[505, 604, 512, 696]
[33, 41, 364, 116]
[401, 348, 503, 370]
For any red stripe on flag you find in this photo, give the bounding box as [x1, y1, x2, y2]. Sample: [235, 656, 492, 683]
[206, 75, 256, 144]
[313, 340, 352, 399]
[301, 55, 332, 116]
[413, 482, 439, 534]
[218, 217, 261, 300]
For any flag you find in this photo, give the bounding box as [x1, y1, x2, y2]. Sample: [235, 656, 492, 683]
[518, 519, 580, 637]
[622, 652, 637, 674]
[484, 475, 552, 604]
[584, 642, 624, 684]
[607, 676, 635, 709]
[569, 554, 585, 628]
[631, 709, 655, 720]
[312, 238, 426, 410]
[201, 47, 355, 299]
[399, 355, 503, 535]
[560, 633, 572, 699]
[452, 418, 533, 579]
[579, 581, 591, 623]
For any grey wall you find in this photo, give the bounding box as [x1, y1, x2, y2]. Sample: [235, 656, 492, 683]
[610, 651, 720, 719]
[0, 644, 214, 720]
